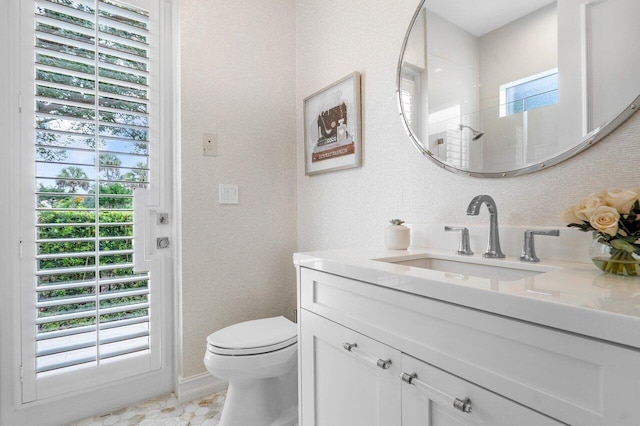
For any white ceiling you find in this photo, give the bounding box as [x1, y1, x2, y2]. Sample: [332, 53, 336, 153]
[426, 0, 556, 37]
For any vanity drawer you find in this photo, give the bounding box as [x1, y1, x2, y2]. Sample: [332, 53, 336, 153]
[300, 267, 640, 426]
[401, 354, 563, 426]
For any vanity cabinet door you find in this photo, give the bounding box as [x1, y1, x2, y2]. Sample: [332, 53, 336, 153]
[299, 309, 401, 426]
[401, 354, 563, 426]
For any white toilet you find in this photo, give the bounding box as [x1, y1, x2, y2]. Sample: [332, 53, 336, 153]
[204, 316, 298, 426]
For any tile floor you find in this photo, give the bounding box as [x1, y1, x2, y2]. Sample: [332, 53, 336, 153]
[66, 390, 227, 426]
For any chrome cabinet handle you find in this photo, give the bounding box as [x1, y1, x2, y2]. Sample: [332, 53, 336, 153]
[343, 342, 357, 351]
[343, 342, 392, 370]
[401, 372, 417, 384]
[453, 397, 473, 414]
[401, 372, 472, 414]
[377, 358, 392, 369]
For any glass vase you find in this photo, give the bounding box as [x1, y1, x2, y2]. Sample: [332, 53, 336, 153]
[590, 236, 640, 276]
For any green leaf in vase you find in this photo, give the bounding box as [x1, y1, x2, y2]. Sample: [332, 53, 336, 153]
[610, 238, 639, 254]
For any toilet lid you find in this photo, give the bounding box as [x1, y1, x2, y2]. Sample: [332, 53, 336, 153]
[207, 316, 297, 355]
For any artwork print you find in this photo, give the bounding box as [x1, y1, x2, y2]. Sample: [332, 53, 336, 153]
[304, 72, 361, 175]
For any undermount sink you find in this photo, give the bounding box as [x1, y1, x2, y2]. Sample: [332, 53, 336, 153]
[376, 255, 559, 282]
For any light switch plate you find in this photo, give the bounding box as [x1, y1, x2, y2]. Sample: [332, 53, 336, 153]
[219, 184, 238, 204]
[202, 133, 217, 156]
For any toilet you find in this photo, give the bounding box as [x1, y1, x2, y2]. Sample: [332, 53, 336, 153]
[204, 316, 298, 426]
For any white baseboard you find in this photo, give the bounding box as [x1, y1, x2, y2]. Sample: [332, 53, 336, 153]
[177, 373, 227, 403]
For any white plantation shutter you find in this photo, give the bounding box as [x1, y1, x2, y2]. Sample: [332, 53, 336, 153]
[400, 76, 415, 128]
[33, 0, 152, 377]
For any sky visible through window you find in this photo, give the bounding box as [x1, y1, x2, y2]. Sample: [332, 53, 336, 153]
[504, 71, 558, 116]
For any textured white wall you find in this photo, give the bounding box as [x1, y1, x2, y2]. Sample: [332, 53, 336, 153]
[180, 0, 297, 378]
[296, 0, 640, 252]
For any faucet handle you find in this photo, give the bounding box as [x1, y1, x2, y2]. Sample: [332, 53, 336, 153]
[444, 226, 474, 256]
[519, 229, 560, 263]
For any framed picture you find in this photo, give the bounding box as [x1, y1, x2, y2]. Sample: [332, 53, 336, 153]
[304, 72, 362, 176]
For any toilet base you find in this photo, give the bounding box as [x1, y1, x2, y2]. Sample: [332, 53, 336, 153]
[219, 366, 298, 426]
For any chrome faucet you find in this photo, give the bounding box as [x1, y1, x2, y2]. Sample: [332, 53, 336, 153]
[466, 195, 505, 258]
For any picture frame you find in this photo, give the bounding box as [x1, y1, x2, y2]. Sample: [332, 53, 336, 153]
[304, 72, 362, 176]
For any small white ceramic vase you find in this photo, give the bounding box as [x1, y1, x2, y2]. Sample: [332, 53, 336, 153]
[385, 219, 410, 250]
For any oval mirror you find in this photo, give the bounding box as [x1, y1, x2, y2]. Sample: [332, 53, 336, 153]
[397, 0, 640, 177]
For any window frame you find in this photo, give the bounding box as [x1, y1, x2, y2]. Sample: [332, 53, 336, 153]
[499, 68, 559, 117]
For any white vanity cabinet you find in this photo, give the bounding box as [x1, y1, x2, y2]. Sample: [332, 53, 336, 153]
[299, 309, 401, 426]
[297, 266, 640, 426]
[300, 309, 561, 426]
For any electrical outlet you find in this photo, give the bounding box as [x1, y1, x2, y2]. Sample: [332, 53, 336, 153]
[202, 133, 218, 156]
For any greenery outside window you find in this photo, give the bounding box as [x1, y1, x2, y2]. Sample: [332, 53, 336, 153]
[32, 0, 151, 378]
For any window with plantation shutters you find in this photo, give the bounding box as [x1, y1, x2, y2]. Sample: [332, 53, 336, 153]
[32, 0, 153, 381]
[400, 75, 416, 128]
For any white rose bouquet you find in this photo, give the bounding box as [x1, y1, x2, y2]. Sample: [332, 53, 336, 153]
[562, 188, 640, 275]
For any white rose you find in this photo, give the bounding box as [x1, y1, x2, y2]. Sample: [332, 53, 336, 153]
[561, 205, 582, 224]
[574, 196, 604, 222]
[589, 206, 620, 236]
[604, 188, 638, 214]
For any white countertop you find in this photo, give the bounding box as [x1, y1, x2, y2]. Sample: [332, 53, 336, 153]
[294, 247, 640, 349]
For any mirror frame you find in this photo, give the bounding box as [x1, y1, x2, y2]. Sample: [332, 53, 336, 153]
[396, 0, 640, 178]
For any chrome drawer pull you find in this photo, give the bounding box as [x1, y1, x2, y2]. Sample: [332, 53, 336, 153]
[401, 372, 473, 415]
[453, 397, 473, 414]
[343, 342, 392, 370]
[343, 342, 357, 351]
[401, 372, 417, 384]
[377, 358, 392, 370]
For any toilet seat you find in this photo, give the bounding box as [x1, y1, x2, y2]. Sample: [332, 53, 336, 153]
[207, 337, 297, 356]
[206, 316, 297, 356]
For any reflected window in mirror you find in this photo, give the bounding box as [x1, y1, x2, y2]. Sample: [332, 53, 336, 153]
[400, 74, 418, 128]
[500, 68, 559, 117]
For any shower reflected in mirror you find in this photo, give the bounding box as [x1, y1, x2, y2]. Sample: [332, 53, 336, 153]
[459, 124, 485, 141]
